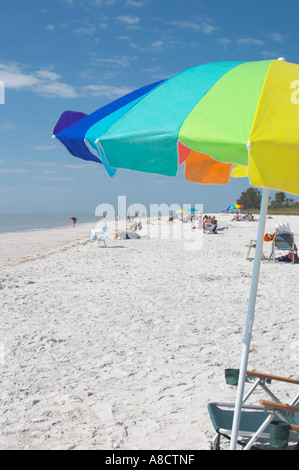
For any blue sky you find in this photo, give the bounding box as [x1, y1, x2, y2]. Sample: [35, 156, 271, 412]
[0, 0, 299, 214]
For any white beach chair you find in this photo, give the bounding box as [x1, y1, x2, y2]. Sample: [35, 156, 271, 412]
[91, 225, 108, 247]
[96, 225, 108, 247]
[246, 240, 267, 261]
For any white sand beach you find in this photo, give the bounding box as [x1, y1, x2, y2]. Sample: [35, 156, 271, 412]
[0, 214, 298, 450]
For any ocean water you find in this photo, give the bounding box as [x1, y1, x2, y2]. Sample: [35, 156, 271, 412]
[0, 213, 103, 234]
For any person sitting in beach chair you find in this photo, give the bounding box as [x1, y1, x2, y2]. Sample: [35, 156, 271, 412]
[231, 212, 243, 221]
[203, 215, 210, 227]
[114, 221, 142, 239]
[203, 215, 218, 234]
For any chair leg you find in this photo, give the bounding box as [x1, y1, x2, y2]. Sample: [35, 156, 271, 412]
[211, 433, 221, 450]
[269, 244, 275, 261]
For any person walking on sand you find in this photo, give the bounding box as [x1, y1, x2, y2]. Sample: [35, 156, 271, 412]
[70, 217, 77, 228]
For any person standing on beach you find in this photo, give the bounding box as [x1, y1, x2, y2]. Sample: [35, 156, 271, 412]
[70, 217, 77, 227]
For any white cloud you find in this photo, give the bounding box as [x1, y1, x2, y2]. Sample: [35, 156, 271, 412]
[263, 32, 286, 43]
[33, 175, 75, 181]
[22, 161, 56, 167]
[0, 60, 136, 100]
[73, 24, 96, 36]
[0, 63, 39, 89]
[93, 0, 118, 5]
[126, 0, 146, 6]
[168, 19, 218, 34]
[216, 37, 231, 50]
[0, 123, 17, 131]
[141, 65, 165, 80]
[35, 70, 61, 81]
[63, 164, 89, 169]
[81, 83, 132, 98]
[43, 24, 55, 30]
[89, 54, 134, 68]
[30, 145, 58, 151]
[200, 21, 218, 34]
[237, 37, 264, 47]
[117, 15, 140, 25]
[35, 81, 78, 98]
[0, 62, 78, 98]
[260, 50, 280, 59]
[151, 40, 164, 50]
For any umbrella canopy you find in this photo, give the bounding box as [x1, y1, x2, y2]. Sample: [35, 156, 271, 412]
[53, 59, 299, 450]
[54, 59, 299, 195]
[224, 204, 244, 211]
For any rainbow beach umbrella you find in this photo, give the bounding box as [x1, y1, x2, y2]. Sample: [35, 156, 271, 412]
[53, 58, 299, 450]
[53, 58, 299, 195]
[224, 204, 244, 211]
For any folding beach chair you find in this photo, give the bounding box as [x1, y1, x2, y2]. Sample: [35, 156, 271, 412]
[269, 232, 297, 263]
[268, 221, 298, 263]
[91, 225, 108, 247]
[246, 240, 267, 261]
[96, 225, 108, 247]
[208, 369, 299, 450]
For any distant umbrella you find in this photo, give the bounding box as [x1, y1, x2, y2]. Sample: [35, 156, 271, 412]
[224, 204, 243, 211]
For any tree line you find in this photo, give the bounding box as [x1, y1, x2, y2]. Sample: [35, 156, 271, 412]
[237, 188, 299, 210]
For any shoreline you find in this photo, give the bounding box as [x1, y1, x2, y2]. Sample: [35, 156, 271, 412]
[0, 222, 94, 270]
[0, 213, 297, 271]
[0, 213, 101, 236]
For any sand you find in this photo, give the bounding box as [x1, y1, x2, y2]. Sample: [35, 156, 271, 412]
[0, 214, 298, 450]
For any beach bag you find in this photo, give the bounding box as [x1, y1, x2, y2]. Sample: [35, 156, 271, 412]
[287, 252, 298, 263]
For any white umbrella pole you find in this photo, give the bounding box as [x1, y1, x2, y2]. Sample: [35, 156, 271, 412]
[229, 187, 270, 450]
